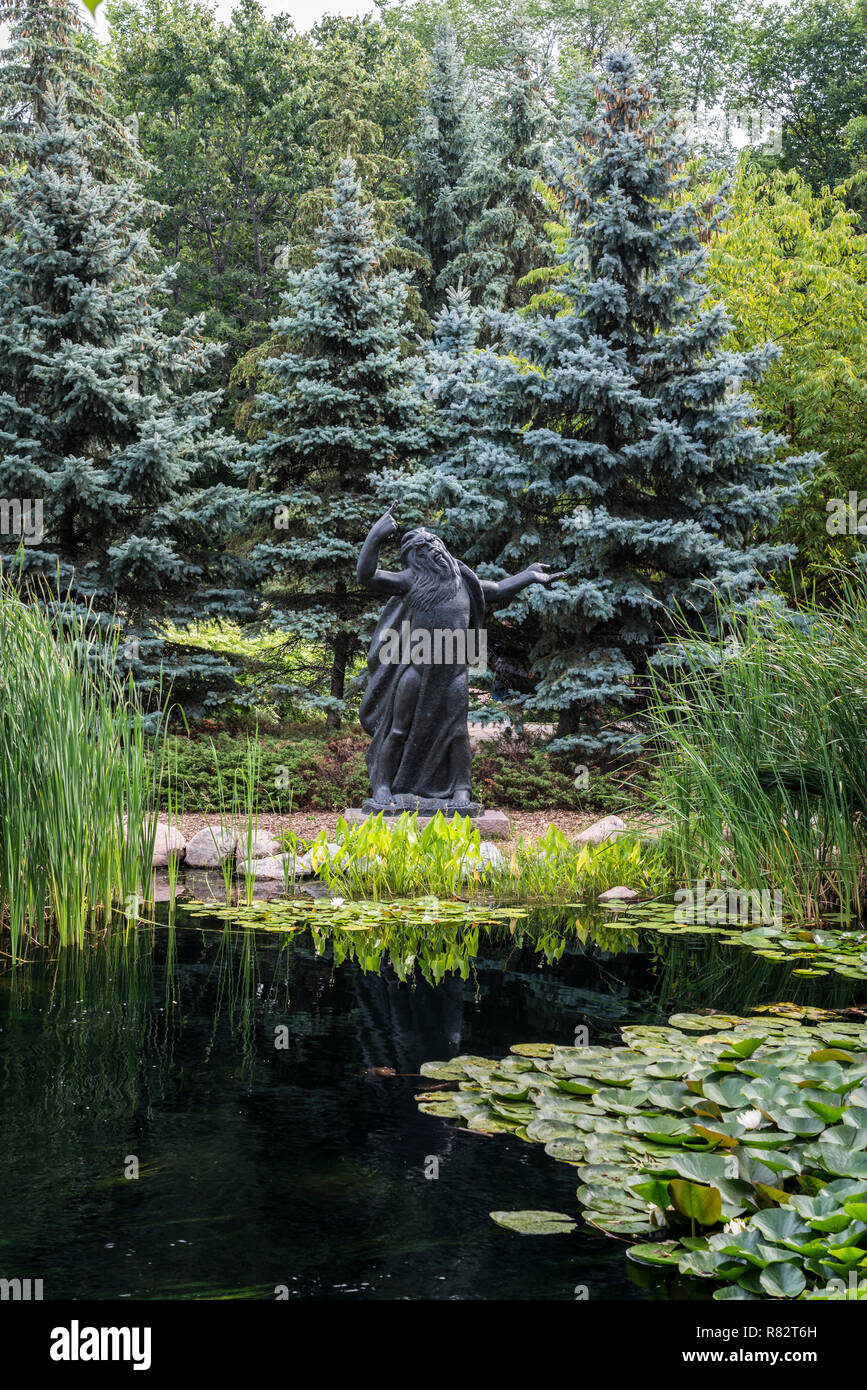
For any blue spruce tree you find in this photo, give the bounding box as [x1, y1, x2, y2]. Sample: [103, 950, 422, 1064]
[0, 69, 253, 713]
[411, 53, 819, 753]
[247, 158, 429, 726]
[380, 278, 481, 523]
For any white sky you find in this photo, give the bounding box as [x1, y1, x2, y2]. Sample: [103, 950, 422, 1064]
[86, 0, 377, 41]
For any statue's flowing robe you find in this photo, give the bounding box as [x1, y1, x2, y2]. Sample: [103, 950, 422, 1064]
[360, 563, 485, 801]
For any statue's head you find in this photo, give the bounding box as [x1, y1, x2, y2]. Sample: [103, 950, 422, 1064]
[400, 528, 461, 591]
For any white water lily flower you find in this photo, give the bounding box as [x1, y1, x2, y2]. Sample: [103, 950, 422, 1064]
[723, 1218, 748, 1234]
[738, 1109, 763, 1130]
[329, 896, 346, 907]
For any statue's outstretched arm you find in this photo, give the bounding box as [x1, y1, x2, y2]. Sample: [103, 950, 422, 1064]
[357, 505, 410, 595]
[481, 563, 564, 607]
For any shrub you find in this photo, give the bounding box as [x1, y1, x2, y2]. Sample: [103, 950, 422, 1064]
[472, 736, 648, 813]
[163, 727, 649, 813]
[161, 729, 369, 812]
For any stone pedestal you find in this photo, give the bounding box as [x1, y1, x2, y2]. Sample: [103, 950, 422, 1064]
[342, 807, 511, 840]
[362, 795, 482, 817]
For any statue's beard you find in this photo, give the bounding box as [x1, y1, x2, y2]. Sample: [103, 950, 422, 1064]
[406, 544, 462, 611]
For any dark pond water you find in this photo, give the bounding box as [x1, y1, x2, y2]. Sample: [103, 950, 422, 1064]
[1, 905, 865, 1301]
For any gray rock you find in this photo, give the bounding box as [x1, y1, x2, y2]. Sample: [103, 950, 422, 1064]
[151, 822, 186, 867]
[460, 841, 506, 880]
[576, 815, 628, 845]
[184, 825, 237, 868]
[234, 827, 282, 860]
[597, 885, 638, 903]
[237, 853, 309, 881]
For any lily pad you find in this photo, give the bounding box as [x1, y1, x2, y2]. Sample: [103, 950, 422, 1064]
[489, 1210, 576, 1235]
[419, 1008, 867, 1301]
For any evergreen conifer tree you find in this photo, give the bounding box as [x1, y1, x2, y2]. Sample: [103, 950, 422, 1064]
[0, 0, 140, 176]
[0, 79, 253, 712]
[405, 16, 478, 313]
[412, 53, 819, 753]
[248, 158, 429, 724]
[376, 279, 482, 529]
[450, 36, 551, 309]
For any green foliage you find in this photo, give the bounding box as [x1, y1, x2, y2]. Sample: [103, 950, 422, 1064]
[162, 723, 645, 813]
[471, 739, 580, 809]
[704, 159, 867, 592]
[646, 573, 867, 923]
[381, 0, 748, 109]
[161, 729, 370, 812]
[308, 811, 668, 901]
[246, 158, 429, 721]
[737, 0, 867, 195]
[1, 0, 140, 176]
[404, 15, 479, 312]
[0, 2, 255, 711]
[449, 34, 552, 310]
[0, 577, 165, 955]
[472, 736, 646, 812]
[108, 2, 428, 397]
[419, 1006, 867, 1299]
[591, 897, 867, 980]
[297, 14, 426, 251]
[400, 54, 816, 754]
[182, 892, 533, 984]
[107, 0, 314, 391]
[9, 0, 867, 734]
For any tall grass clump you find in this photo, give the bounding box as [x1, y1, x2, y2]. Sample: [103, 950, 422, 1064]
[646, 574, 867, 923]
[0, 580, 167, 954]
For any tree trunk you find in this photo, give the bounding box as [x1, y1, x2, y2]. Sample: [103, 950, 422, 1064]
[59, 507, 76, 555]
[327, 628, 350, 729]
[556, 704, 583, 740]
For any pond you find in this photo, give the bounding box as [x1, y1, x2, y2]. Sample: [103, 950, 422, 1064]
[1, 903, 865, 1301]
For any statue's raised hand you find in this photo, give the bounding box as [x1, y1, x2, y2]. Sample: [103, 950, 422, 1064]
[370, 504, 398, 541]
[525, 562, 564, 586]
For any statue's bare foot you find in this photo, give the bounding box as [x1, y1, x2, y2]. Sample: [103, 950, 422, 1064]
[453, 787, 472, 807]
[373, 784, 392, 803]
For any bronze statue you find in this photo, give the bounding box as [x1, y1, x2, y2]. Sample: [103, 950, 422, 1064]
[357, 506, 560, 813]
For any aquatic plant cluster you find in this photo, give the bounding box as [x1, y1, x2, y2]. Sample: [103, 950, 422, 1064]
[602, 902, 867, 981]
[0, 570, 665, 957]
[182, 896, 529, 985]
[647, 579, 867, 924]
[417, 1008, 867, 1299]
[0, 582, 165, 954]
[305, 815, 667, 901]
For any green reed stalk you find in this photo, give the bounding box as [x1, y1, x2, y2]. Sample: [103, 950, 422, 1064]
[0, 579, 165, 954]
[646, 579, 867, 923]
[238, 735, 262, 908]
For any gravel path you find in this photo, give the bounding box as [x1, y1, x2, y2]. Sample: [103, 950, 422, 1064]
[165, 807, 663, 853]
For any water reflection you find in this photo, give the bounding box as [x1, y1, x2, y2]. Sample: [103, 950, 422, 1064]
[0, 907, 864, 1300]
